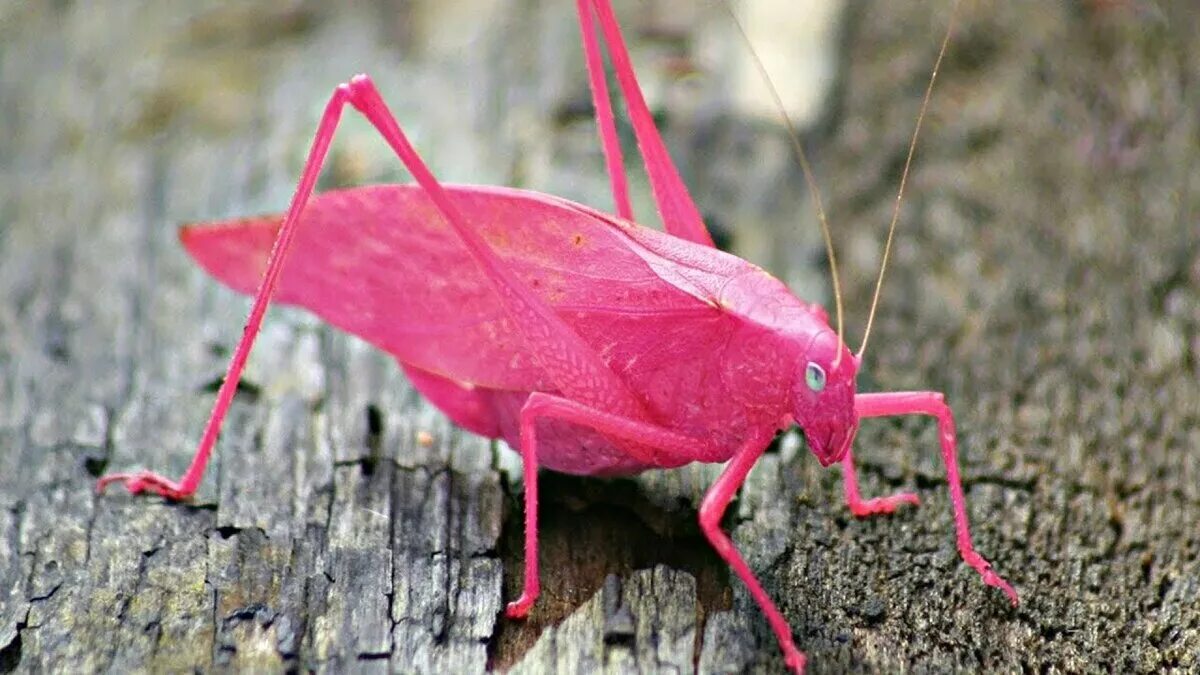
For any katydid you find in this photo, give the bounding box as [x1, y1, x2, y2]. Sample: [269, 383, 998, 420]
[96, 0, 1017, 671]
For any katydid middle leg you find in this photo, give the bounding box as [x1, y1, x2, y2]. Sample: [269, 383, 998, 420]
[505, 392, 713, 617]
[698, 433, 806, 673]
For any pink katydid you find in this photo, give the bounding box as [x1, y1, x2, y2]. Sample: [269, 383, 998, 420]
[96, 0, 1017, 672]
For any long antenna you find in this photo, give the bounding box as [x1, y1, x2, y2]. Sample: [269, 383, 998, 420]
[722, 3, 845, 361]
[857, 0, 960, 359]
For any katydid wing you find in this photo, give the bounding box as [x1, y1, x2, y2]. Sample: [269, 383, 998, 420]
[96, 0, 1018, 671]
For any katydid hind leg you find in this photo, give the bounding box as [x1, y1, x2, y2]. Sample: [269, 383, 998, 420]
[840, 446, 920, 517]
[582, 0, 716, 248]
[505, 392, 713, 617]
[99, 74, 648, 499]
[856, 391, 1019, 605]
[96, 83, 357, 500]
[340, 76, 651, 423]
[575, 0, 633, 221]
[699, 437, 805, 674]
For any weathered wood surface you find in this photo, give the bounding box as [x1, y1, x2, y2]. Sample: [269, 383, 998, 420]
[1, 1, 1198, 673]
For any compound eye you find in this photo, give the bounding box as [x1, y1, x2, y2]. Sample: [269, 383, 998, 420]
[805, 362, 826, 392]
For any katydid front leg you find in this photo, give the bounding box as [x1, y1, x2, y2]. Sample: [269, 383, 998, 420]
[840, 445, 921, 517]
[506, 392, 714, 617]
[856, 391, 1019, 605]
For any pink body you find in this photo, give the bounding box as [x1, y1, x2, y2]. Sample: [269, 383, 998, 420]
[98, 2, 1015, 672]
[183, 185, 832, 476]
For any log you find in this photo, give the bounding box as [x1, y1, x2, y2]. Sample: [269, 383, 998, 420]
[0, 1, 1197, 672]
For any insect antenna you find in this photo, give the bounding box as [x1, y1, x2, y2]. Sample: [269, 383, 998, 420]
[857, 0, 960, 359]
[721, 2, 846, 364]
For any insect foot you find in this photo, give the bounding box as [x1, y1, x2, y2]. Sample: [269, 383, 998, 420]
[95, 470, 193, 501]
[785, 648, 807, 674]
[847, 492, 921, 517]
[963, 549, 1019, 607]
[840, 447, 922, 517]
[504, 593, 536, 619]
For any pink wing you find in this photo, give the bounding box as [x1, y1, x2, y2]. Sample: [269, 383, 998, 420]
[181, 184, 746, 392]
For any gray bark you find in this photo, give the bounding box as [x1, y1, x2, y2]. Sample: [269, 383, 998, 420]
[0, 1, 1197, 673]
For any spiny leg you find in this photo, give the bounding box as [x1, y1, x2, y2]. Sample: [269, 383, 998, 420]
[505, 392, 712, 618]
[856, 391, 1019, 605]
[575, 0, 632, 220]
[339, 78, 653, 423]
[699, 435, 805, 674]
[840, 445, 920, 517]
[577, 0, 715, 247]
[99, 73, 651, 499]
[507, 402, 541, 619]
[97, 79, 359, 499]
